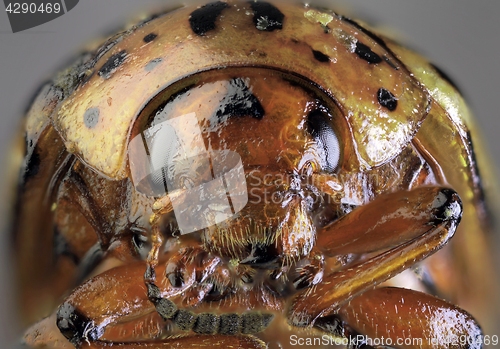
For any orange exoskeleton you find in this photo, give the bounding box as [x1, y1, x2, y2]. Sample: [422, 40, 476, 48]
[14, 1, 498, 348]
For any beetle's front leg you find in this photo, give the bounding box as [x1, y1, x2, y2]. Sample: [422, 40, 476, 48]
[288, 186, 462, 327]
[23, 243, 219, 348]
[77, 335, 267, 349]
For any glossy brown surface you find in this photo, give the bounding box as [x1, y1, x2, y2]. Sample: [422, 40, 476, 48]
[14, 1, 498, 348]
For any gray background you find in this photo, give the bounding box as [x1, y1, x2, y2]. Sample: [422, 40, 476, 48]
[0, 0, 499, 346]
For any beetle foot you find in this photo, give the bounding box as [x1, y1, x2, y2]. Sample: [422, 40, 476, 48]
[292, 249, 324, 290]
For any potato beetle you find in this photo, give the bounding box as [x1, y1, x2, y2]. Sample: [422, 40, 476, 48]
[13, 1, 499, 348]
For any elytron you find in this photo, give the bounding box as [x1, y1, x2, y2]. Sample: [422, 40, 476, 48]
[13, 1, 498, 348]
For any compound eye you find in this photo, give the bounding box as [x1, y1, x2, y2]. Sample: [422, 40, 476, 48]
[306, 110, 341, 173]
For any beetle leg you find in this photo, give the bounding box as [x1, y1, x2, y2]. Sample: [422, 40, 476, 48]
[25, 312, 268, 349]
[317, 186, 459, 255]
[291, 248, 324, 291]
[78, 335, 267, 349]
[329, 287, 482, 349]
[288, 187, 462, 327]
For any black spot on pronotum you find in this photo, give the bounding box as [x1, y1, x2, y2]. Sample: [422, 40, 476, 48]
[250, 1, 284, 31]
[189, 1, 229, 36]
[83, 107, 100, 128]
[377, 88, 398, 111]
[98, 50, 127, 79]
[430, 63, 464, 96]
[215, 78, 265, 121]
[355, 41, 382, 64]
[56, 302, 103, 346]
[145, 58, 163, 72]
[312, 49, 330, 63]
[143, 33, 158, 43]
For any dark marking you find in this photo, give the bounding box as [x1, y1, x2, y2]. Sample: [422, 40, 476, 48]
[383, 56, 399, 70]
[250, 1, 284, 31]
[80, 70, 95, 86]
[145, 58, 163, 72]
[143, 33, 158, 43]
[131, 228, 150, 259]
[312, 49, 330, 63]
[147, 283, 161, 300]
[262, 313, 274, 328]
[215, 78, 265, 121]
[189, 1, 229, 36]
[306, 110, 340, 172]
[93, 37, 123, 66]
[241, 312, 263, 334]
[240, 271, 254, 284]
[23, 147, 40, 181]
[293, 272, 313, 291]
[52, 227, 79, 264]
[430, 63, 464, 95]
[193, 313, 219, 334]
[174, 309, 197, 331]
[219, 313, 240, 335]
[355, 41, 382, 64]
[98, 50, 127, 79]
[83, 107, 100, 128]
[314, 315, 344, 336]
[240, 312, 274, 334]
[166, 268, 184, 288]
[240, 242, 280, 268]
[377, 88, 398, 111]
[205, 280, 230, 301]
[155, 297, 178, 321]
[75, 242, 103, 284]
[56, 303, 103, 346]
[465, 131, 490, 228]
